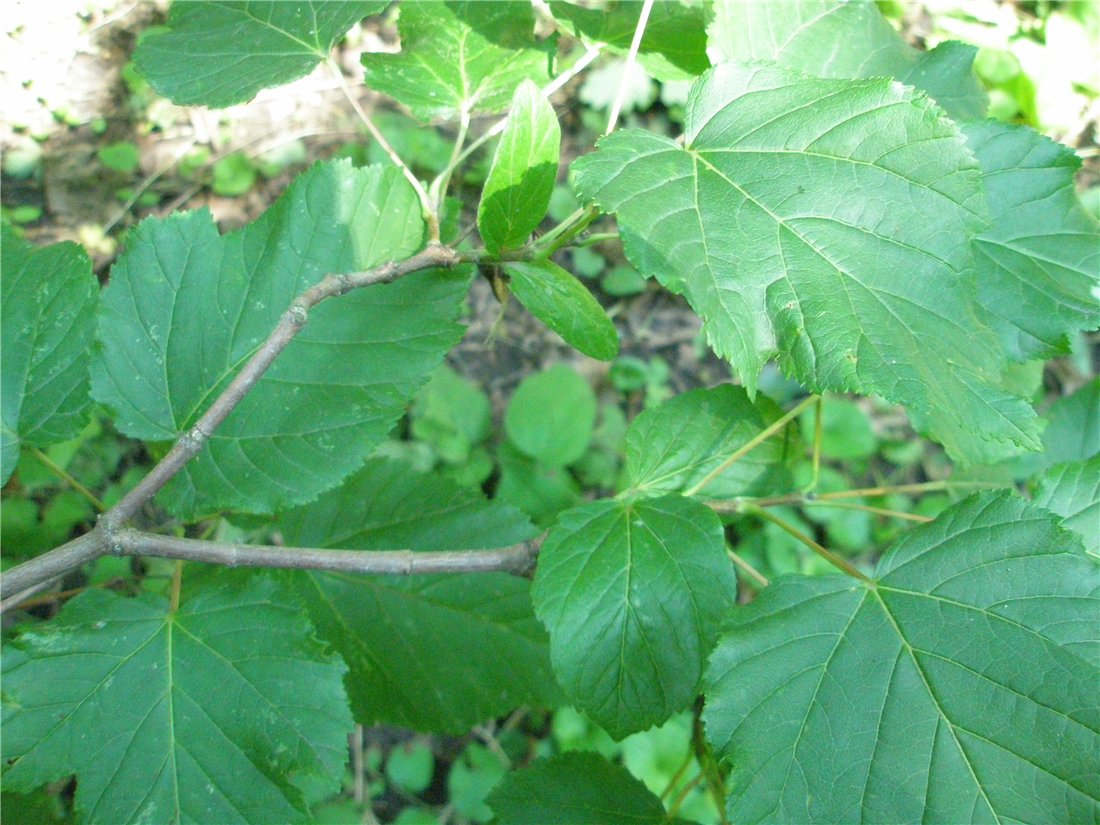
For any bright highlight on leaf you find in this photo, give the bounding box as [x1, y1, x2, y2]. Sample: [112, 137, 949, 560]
[1, 578, 353, 824]
[1, 226, 97, 484]
[532, 495, 737, 739]
[573, 62, 1040, 463]
[704, 492, 1100, 824]
[708, 0, 987, 120]
[275, 458, 561, 732]
[91, 161, 469, 518]
[479, 80, 561, 254]
[134, 1, 386, 107]
[361, 0, 551, 121]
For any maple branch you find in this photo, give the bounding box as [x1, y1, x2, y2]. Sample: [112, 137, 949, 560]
[0, 244, 462, 604]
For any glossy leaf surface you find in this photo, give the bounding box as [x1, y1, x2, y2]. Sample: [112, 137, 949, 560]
[91, 161, 468, 518]
[965, 120, 1100, 359]
[574, 62, 1039, 462]
[361, 1, 549, 120]
[275, 458, 561, 732]
[479, 80, 560, 254]
[1, 578, 352, 824]
[705, 492, 1099, 824]
[708, 0, 986, 120]
[1, 227, 97, 484]
[623, 385, 796, 498]
[504, 261, 619, 360]
[533, 495, 736, 739]
[134, 1, 385, 107]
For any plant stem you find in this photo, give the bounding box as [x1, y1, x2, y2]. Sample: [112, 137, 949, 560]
[604, 0, 654, 135]
[327, 58, 439, 241]
[804, 499, 933, 523]
[429, 110, 470, 213]
[685, 395, 818, 497]
[30, 447, 105, 511]
[168, 559, 183, 612]
[727, 549, 769, 588]
[744, 505, 872, 583]
[807, 395, 823, 492]
[659, 747, 696, 802]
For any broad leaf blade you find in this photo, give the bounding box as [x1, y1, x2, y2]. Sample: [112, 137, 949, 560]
[1, 577, 352, 824]
[549, 0, 710, 81]
[479, 80, 561, 254]
[504, 261, 619, 360]
[623, 385, 797, 498]
[275, 458, 561, 732]
[532, 496, 737, 739]
[488, 752, 669, 824]
[704, 492, 1100, 824]
[1, 227, 97, 484]
[361, 1, 550, 120]
[708, 0, 986, 120]
[964, 120, 1100, 359]
[504, 364, 597, 466]
[91, 161, 469, 518]
[573, 62, 1039, 463]
[1034, 457, 1100, 552]
[134, 1, 385, 107]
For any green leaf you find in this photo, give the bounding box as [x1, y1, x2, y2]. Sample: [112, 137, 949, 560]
[708, 0, 986, 120]
[623, 385, 796, 499]
[411, 365, 491, 464]
[1040, 379, 1100, 470]
[479, 80, 560, 254]
[134, 1, 385, 107]
[532, 496, 737, 739]
[964, 121, 1100, 359]
[1, 577, 352, 824]
[496, 441, 583, 528]
[504, 261, 619, 360]
[275, 458, 561, 733]
[799, 396, 877, 461]
[704, 491, 1099, 824]
[90, 161, 469, 518]
[360, 1, 550, 121]
[549, 0, 711, 82]
[1, 226, 97, 484]
[504, 364, 597, 466]
[573, 62, 1040, 463]
[386, 741, 435, 794]
[1034, 457, 1100, 553]
[487, 752, 669, 824]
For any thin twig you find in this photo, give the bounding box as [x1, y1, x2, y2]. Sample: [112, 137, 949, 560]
[605, 0, 654, 135]
[804, 499, 933, 523]
[727, 549, 769, 588]
[30, 447, 105, 511]
[745, 505, 872, 583]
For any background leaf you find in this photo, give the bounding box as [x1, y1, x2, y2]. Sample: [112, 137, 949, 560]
[2, 577, 352, 824]
[623, 385, 797, 498]
[574, 62, 1039, 463]
[504, 261, 619, 360]
[532, 495, 737, 739]
[704, 492, 1099, 824]
[487, 751, 670, 824]
[1034, 457, 1100, 552]
[505, 364, 597, 466]
[361, 1, 550, 121]
[1, 227, 97, 484]
[275, 457, 562, 732]
[479, 80, 560, 254]
[91, 161, 469, 518]
[134, 1, 386, 107]
[964, 120, 1100, 359]
[708, 0, 986, 120]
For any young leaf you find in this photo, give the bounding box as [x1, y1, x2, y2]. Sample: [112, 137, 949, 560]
[487, 751, 670, 824]
[274, 458, 562, 732]
[708, 0, 987, 120]
[622, 385, 796, 498]
[360, 1, 550, 121]
[573, 62, 1040, 463]
[1, 577, 352, 824]
[964, 121, 1100, 360]
[532, 496, 737, 739]
[549, 0, 711, 81]
[503, 261, 619, 360]
[90, 161, 469, 518]
[479, 80, 561, 254]
[505, 364, 597, 466]
[134, 1, 386, 107]
[1, 227, 97, 484]
[704, 492, 1100, 824]
[1034, 457, 1100, 552]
